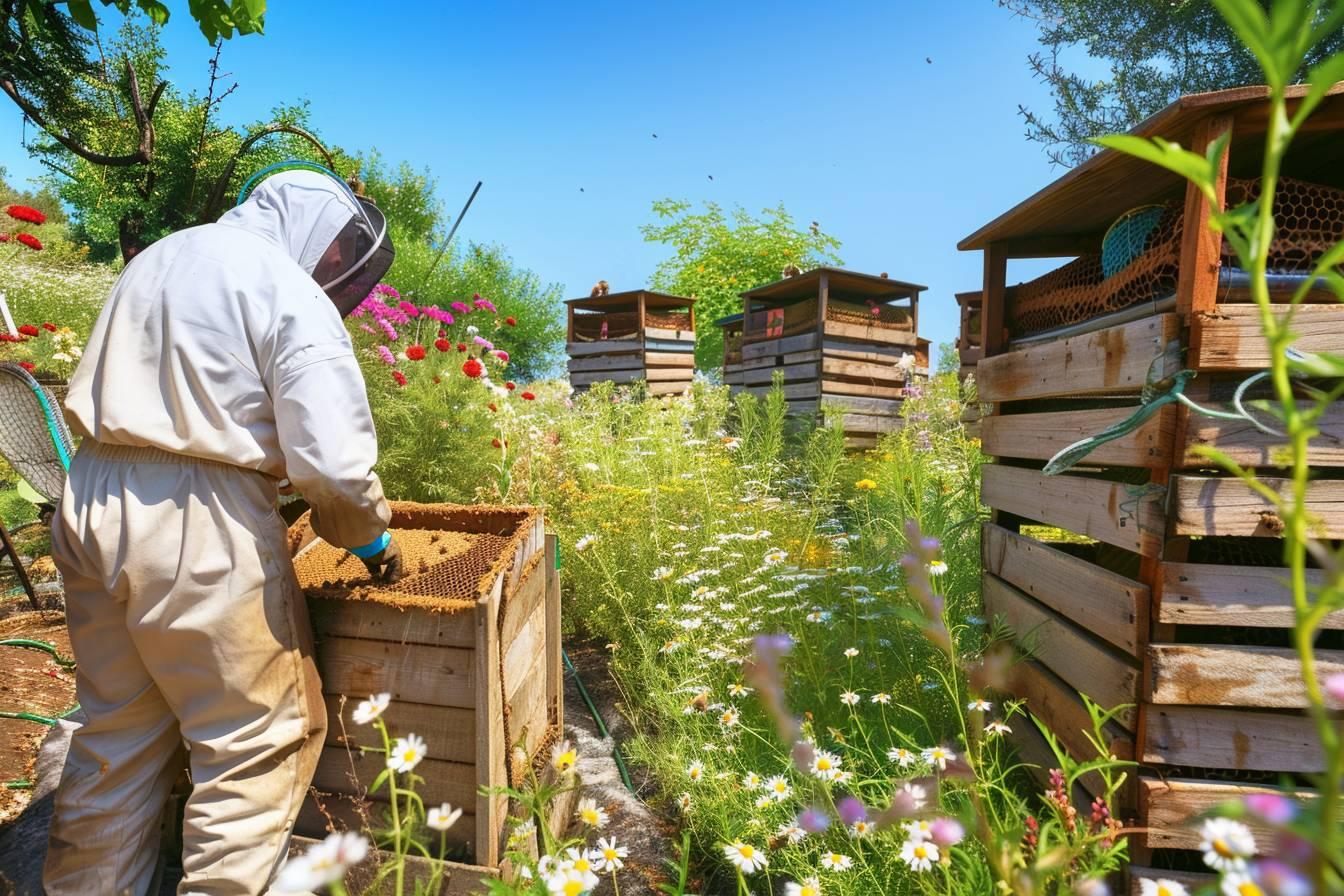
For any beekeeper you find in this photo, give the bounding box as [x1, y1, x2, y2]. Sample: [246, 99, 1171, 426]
[43, 167, 403, 895]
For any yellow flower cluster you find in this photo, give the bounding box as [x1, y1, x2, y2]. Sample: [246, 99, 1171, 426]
[854, 479, 877, 490]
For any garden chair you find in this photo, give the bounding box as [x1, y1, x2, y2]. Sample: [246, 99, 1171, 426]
[0, 362, 75, 609]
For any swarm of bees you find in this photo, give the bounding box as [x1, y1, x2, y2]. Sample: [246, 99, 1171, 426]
[590, 280, 610, 297]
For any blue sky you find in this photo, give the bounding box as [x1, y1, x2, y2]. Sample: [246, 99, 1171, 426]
[2, 1, 1078, 364]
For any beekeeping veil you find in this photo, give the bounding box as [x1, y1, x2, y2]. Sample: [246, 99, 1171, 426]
[226, 162, 395, 317]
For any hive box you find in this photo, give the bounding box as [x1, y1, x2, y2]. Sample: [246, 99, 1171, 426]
[287, 503, 561, 872]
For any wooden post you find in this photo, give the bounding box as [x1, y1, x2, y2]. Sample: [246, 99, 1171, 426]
[817, 273, 829, 340]
[1177, 113, 1234, 324]
[910, 289, 920, 337]
[566, 303, 574, 344]
[637, 293, 647, 342]
[475, 577, 505, 867]
[981, 245, 1008, 356]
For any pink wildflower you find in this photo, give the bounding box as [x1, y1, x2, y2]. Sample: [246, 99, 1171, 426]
[493, 350, 509, 363]
[379, 319, 399, 341]
[398, 301, 420, 318]
[451, 302, 470, 314]
[376, 346, 396, 366]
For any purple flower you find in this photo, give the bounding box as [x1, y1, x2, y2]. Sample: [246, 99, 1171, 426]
[797, 808, 830, 834]
[929, 817, 965, 847]
[837, 797, 867, 826]
[1246, 792, 1297, 825]
[473, 336, 494, 349]
[474, 297, 496, 312]
[753, 634, 793, 662]
[376, 345, 396, 366]
[423, 306, 454, 325]
[1252, 859, 1313, 896]
[379, 319, 399, 341]
[451, 301, 470, 314]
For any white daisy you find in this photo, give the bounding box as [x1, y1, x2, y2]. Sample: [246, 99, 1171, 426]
[871, 692, 892, 704]
[784, 878, 821, 896]
[728, 683, 752, 697]
[687, 760, 705, 782]
[741, 771, 763, 790]
[1139, 880, 1190, 896]
[900, 838, 939, 871]
[765, 774, 792, 801]
[551, 740, 577, 774]
[888, 747, 917, 767]
[922, 745, 955, 771]
[386, 733, 427, 773]
[927, 560, 949, 576]
[985, 720, 1012, 736]
[576, 797, 609, 829]
[839, 690, 861, 706]
[351, 693, 391, 725]
[719, 707, 740, 727]
[651, 566, 674, 581]
[592, 836, 628, 873]
[1199, 817, 1256, 873]
[573, 535, 596, 552]
[843, 648, 859, 658]
[968, 698, 992, 712]
[849, 820, 874, 838]
[722, 841, 768, 874]
[776, 822, 806, 844]
[819, 852, 853, 872]
[810, 750, 842, 780]
[897, 782, 929, 811]
[426, 803, 462, 831]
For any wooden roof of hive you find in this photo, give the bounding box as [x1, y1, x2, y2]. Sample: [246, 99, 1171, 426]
[960, 82, 1344, 252]
[740, 267, 926, 303]
[565, 289, 695, 311]
[713, 313, 744, 329]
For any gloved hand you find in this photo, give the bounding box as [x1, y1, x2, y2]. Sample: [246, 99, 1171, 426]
[361, 536, 405, 584]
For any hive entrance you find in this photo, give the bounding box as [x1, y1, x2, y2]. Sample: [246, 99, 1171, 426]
[292, 527, 513, 612]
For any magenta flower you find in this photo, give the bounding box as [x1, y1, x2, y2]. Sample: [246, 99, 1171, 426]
[474, 297, 496, 312]
[376, 345, 396, 366]
[451, 301, 470, 314]
[493, 350, 509, 363]
[398, 301, 420, 318]
[379, 319, 399, 341]
[837, 797, 867, 826]
[359, 324, 377, 335]
[423, 306, 454, 325]
[473, 335, 492, 348]
[929, 818, 965, 847]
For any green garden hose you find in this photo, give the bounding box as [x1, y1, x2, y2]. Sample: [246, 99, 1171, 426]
[0, 638, 76, 668]
[563, 648, 635, 792]
[0, 710, 58, 726]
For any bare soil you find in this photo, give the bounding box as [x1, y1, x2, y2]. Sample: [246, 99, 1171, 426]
[0, 612, 75, 823]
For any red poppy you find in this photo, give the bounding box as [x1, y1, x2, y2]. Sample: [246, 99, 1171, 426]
[505, 381, 516, 391]
[491, 438, 502, 449]
[505, 316, 517, 326]
[15, 233, 42, 251]
[18, 325, 39, 337]
[406, 344, 427, 361]
[41, 322, 56, 332]
[521, 391, 536, 401]
[392, 370, 408, 387]
[456, 342, 467, 352]
[6, 205, 45, 225]
[462, 357, 483, 378]
[434, 338, 451, 353]
[18, 362, 34, 371]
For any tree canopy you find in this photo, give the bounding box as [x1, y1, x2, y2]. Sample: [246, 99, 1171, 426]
[1003, 0, 1344, 167]
[641, 199, 842, 369]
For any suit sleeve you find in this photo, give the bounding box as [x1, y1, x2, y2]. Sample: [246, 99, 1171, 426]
[271, 339, 392, 550]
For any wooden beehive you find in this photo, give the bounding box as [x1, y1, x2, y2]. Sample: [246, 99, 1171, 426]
[287, 503, 561, 874]
[566, 290, 696, 395]
[716, 313, 745, 389]
[738, 268, 928, 448]
[960, 84, 1344, 887]
[954, 290, 982, 382]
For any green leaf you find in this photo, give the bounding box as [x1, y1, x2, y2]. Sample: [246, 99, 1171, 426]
[1212, 0, 1279, 86]
[1092, 135, 1218, 200]
[1291, 50, 1344, 134]
[131, 0, 171, 26]
[67, 0, 99, 30]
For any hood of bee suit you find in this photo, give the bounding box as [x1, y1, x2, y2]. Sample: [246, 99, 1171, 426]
[216, 168, 359, 275]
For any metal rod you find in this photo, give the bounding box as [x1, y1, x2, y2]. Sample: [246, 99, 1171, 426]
[411, 180, 483, 300]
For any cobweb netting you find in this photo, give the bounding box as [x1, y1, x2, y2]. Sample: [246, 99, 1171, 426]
[287, 503, 537, 612]
[572, 309, 692, 342]
[743, 299, 913, 342]
[1005, 175, 1344, 337]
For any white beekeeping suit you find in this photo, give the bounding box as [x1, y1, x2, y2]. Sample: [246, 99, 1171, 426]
[43, 170, 393, 895]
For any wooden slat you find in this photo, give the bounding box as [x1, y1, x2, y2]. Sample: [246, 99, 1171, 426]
[977, 314, 1181, 402]
[743, 361, 818, 386]
[832, 413, 901, 432]
[647, 366, 694, 382]
[506, 646, 550, 758]
[1182, 400, 1344, 468]
[313, 747, 477, 810]
[843, 435, 878, 450]
[821, 356, 904, 383]
[648, 380, 692, 396]
[1193, 305, 1344, 370]
[745, 382, 818, 400]
[288, 835, 498, 895]
[981, 464, 1166, 556]
[502, 603, 547, 700]
[569, 368, 641, 387]
[822, 339, 910, 364]
[643, 326, 695, 342]
[983, 574, 1139, 729]
[1139, 777, 1310, 851]
[645, 337, 696, 352]
[567, 354, 644, 374]
[476, 579, 506, 867]
[782, 349, 823, 364]
[741, 333, 818, 359]
[309, 597, 476, 649]
[1142, 704, 1322, 772]
[982, 524, 1146, 655]
[981, 406, 1176, 469]
[1158, 562, 1340, 628]
[1128, 866, 1214, 895]
[1176, 113, 1232, 321]
[1148, 643, 1344, 707]
[1172, 475, 1344, 538]
[324, 697, 477, 764]
[500, 560, 545, 648]
[822, 319, 919, 346]
[544, 535, 563, 730]
[565, 340, 639, 357]
[643, 351, 695, 368]
[820, 379, 905, 399]
[817, 394, 904, 414]
[1010, 658, 1133, 763]
[740, 355, 780, 371]
[316, 638, 476, 709]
